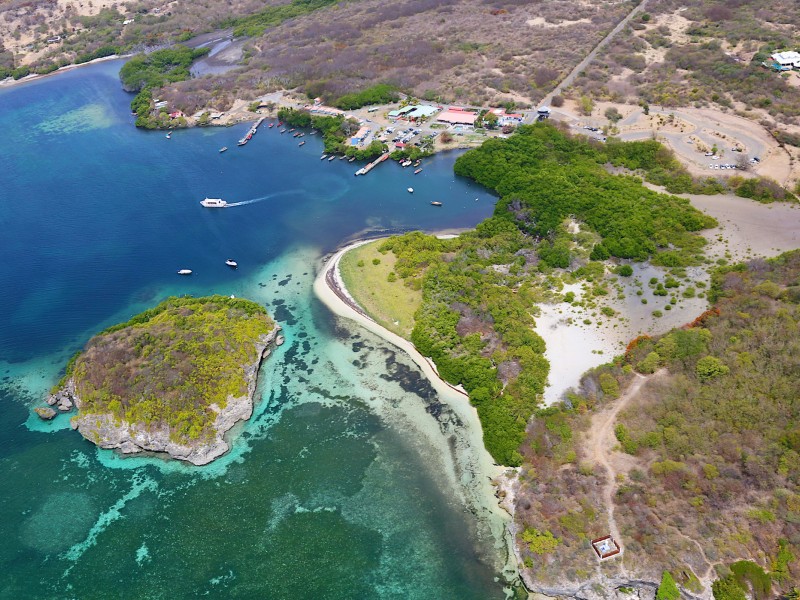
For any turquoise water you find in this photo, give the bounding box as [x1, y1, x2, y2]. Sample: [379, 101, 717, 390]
[0, 62, 507, 598]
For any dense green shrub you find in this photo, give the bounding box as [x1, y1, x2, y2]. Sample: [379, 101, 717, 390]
[656, 572, 680, 600]
[455, 124, 717, 266]
[332, 84, 399, 110]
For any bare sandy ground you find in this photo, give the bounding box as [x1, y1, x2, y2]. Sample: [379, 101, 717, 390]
[537, 190, 800, 404]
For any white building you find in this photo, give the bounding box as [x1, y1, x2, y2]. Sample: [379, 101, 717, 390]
[770, 51, 800, 71]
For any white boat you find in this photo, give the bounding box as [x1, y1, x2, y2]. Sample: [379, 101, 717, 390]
[201, 198, 227, 208]
[177, 269, 192, 275]
[225, 259, 238, 268]
[407, 187, 414, 193]
[320, 155, 327, 160]
[219, 147, 228, 153]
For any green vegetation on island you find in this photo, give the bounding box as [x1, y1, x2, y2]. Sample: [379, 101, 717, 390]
[341, 124, 718, 466]
[64, 295, 274, 443]
[277, 107, 387, 159]
[513, 249, 800, 593]
[120, 45, 209, 129]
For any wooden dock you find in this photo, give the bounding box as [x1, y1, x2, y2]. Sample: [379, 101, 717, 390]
[355, 152, 390, 176]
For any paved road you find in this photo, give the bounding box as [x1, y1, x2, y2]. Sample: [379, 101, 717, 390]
[539, 0, 650, 109]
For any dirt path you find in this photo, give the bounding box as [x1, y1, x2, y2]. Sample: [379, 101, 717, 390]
[542, 0, 650, 106]
[584, 373, 650, 564]
[584, 371, 722, 587]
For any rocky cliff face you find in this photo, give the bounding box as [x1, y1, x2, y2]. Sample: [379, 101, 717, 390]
[52, 329, 278, 466]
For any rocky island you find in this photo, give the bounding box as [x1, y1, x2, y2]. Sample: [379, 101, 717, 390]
[44, 295, 278, 465]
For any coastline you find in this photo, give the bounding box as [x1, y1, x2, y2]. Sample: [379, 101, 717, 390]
[316, 237, 471, 401]
[313, 237, 524, 591]
[0, 54, 128, 90]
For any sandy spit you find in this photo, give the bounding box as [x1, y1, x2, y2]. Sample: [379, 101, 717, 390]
[313, 238, 523, 590]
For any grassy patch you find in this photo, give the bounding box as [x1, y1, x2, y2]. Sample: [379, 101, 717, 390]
[339, 240, 421, 338]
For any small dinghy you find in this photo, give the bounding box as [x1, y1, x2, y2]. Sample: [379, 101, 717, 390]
[225, 259, 238, 269]
[177, 269, 192, 275]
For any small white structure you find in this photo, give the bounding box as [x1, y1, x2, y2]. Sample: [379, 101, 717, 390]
[770, 51, 800, 71]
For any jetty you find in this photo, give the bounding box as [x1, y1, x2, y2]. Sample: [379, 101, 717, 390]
[237, 117, 266, 147]
[355, 152, 390, 176]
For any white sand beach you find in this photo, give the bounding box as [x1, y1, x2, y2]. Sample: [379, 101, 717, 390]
[313, 240, 520, 585]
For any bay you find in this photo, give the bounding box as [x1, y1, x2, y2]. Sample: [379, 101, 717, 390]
[0, 61, 507, 599]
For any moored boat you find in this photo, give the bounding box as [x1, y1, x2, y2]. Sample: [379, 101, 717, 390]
[219, 147, 228, 153]
[414, 168, 422, 174]
[225, 259, 238, 268]
[348, 156, 356, 162]
[177, 269, 192, 275]
[201, 198, 227, 208]
[320, 155, 327, 160]
[328, 155, 335, 161]
[430, 201, 442, 206]
[407, 187, 414, 193]
[299, 140, 305, 146]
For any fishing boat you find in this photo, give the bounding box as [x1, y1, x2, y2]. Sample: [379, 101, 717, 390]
[414, 168, 422, 174]
[320, 155, 327, 160]
[225, 259, 238, 268]
[328, 156, 335, 161]
[413, 160, 421, 167]
[177, 269, 192, 275]
[280, 129, 286, 134]
[219, 147, 228, 153]
[348, 157, 356, 162]
[407, 187, 414, 193]
[430, 201, 442, 207]
[201, 198, 227, 208]
[288, 128, 295, 133]
[298, 140, 305, 146]
[339, 155, 347, 160]
[268, 122, 274, 128]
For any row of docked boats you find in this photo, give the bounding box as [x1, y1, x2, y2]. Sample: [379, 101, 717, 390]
[237, 116, 266, 146]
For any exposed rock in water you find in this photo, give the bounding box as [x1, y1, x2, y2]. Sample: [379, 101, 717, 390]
[47, 296, 278, 466]
[275, 335, 285, 346]
[35, 407, 57, 420]
[67, 328, 277, 465]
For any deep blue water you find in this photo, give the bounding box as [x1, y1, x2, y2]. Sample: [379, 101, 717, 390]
[0, 61, 506, 598]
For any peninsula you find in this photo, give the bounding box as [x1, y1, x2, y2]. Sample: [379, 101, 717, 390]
[44, 295, 278, 465]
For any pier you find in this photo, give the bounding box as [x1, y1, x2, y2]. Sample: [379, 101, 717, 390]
[355, 152, 390, 176]
[237, 116, 266, 147]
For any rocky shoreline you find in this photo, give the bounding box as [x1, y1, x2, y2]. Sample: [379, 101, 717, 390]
[40, 327, 279, 465]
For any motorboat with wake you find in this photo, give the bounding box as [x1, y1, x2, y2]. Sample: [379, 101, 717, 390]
[201, 198, 227, 208]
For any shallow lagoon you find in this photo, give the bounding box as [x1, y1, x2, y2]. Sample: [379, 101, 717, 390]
[0, 62, 507, 598]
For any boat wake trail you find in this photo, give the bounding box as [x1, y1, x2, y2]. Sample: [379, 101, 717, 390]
[225, 190, 303, 207]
